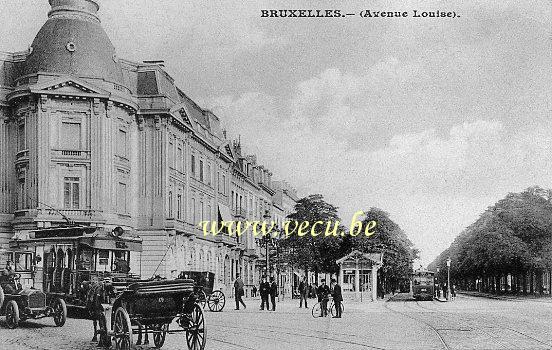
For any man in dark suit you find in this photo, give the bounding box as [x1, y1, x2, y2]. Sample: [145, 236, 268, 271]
[234, 273, 246, 310]
[259, 276, 270, 310]
[316, 279, 330, 317]
[298, 276, 308, 308]
[331, 278, 343, 318]
[269, 276, 278, 311]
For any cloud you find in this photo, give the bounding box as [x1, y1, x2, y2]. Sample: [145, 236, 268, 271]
[203, 63, 552, 265]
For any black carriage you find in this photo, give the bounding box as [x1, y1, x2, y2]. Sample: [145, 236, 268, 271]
[0, 272, 66, 329]
[178, 271, 225, 312]
[98, 279, 206, 350]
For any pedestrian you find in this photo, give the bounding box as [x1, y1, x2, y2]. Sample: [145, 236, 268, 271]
[331, 278, 342, 318]
[451, 284, 456, 300]
[259, 276, 270, 310]
[234, 273, 246, 310]
[299, 276, 308, 308]
[316, 279, 330, 317]
[269, 276, 278, 311]
[252, 285, 257, 298]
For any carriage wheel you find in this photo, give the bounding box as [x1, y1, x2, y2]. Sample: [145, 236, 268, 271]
[153, 323, 169, 348]
[185, 304, 206, 350]
[53, 298, 67, 327]
[5, 300, 19, 329]
[113, 307, 134, 350]
[207, 290, 225, 312]
[197, 290, 207, 310]
[311, 302, 322, 318]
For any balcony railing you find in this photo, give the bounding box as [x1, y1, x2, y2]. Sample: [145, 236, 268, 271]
[51, 149, 91, 160]
[232, 207, 247, 219]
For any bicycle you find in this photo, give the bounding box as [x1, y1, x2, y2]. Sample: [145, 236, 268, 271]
[311, 296, 344, 318]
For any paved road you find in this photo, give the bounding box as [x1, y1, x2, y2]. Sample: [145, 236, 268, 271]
[1, 295, 552, 349]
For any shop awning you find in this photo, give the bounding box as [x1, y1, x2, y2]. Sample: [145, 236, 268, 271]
[218, 203, 233, 222]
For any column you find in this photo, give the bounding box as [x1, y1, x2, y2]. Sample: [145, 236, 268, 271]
[354, 261, 360, 301]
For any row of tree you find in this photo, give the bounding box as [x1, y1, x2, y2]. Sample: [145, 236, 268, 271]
[278, 194, 419, 293]
[429, 186, 552, 294]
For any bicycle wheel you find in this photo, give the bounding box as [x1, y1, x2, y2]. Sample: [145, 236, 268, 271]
[330, 302, 344, 317]
[311, 302, 322, 318]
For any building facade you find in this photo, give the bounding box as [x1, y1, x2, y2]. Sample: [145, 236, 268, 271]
[0, 0, 298, 293]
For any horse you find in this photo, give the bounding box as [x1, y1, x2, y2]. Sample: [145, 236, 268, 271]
[83, 280, 115, 348]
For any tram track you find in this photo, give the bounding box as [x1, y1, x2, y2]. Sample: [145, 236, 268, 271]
[384, 300, 451, 350]
[405, 299, 552, 349]
[207, 322, 391, 350]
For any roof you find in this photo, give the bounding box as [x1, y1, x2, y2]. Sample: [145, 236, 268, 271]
[336, 250, 384, 265]
[25, 0, 124, 84]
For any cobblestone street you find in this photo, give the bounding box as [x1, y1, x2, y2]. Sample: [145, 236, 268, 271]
[2, 294, 552, 350]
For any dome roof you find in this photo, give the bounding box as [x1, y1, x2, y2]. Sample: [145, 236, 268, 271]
[25, 0, 124, 84]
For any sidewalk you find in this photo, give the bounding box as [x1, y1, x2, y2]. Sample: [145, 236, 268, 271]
[460, 290, 552, 303]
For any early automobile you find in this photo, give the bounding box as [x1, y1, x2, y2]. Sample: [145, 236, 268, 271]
[0, 272, 66, 329]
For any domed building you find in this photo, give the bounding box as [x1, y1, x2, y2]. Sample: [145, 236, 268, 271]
[0, 0, 296, 297]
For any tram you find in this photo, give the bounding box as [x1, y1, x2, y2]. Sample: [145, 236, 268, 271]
[412, 269, 435, 301]
[8, 225, 142, 311]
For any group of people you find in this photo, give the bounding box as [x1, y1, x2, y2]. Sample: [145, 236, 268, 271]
[233, 274, 343, 318]
[299, 276, 343, 318]
[233, 274, 278, 311]
[435, 283, 457, 300]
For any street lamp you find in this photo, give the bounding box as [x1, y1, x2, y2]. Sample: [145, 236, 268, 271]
[436, 267, 440, 298]
[446, 258, 451, 301]
[260, 210, 272, 278]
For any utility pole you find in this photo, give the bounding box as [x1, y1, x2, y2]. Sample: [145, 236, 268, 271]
[446, 257, 451, 301]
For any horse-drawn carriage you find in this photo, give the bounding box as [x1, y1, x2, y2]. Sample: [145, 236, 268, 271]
[178, 271, 225, 312]
[95, 279, 206, 350]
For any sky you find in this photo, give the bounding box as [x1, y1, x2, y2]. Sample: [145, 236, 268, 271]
[1, 0, 550, 266]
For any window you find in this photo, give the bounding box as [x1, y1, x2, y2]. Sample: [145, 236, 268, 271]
[61, 122, 81, 149]
[117, 129, 127, 157]
[207, 204, 211, 221]
[199, 160, 204, 182]
[222, 174, 226, 194]
[63, 177, 80, 209]
[18, 123, 25, 151]
[217, 172, 221, 191]
[14, 252, 32, 272]
[117, 182, 127, 214]
[177, 146, 183, 172]
[207, 164, 211, 185]
[18, 178, 26, 209]
[191, 154, 196, 176]
[200, 201, 204, 221]
[168, 191, 173, 218]
[168, 140, 174, 168]
[192, 198, 196, 223]
[177, 194, 182, 219]
[98, 250, 109, 266]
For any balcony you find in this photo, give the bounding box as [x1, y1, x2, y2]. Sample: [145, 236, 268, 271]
[51, 149, 91, 161]
[233, 207, 247, 219]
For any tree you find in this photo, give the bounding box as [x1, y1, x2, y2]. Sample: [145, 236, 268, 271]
[350, 208, 419, 293]
[279, 194, 344, 278]
[431, 186, 552, 294]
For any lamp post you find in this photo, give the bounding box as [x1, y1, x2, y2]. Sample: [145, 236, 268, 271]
[446, 258, 451, 301]
[261, 210, 272, 278]
[436, 267, 440, 298]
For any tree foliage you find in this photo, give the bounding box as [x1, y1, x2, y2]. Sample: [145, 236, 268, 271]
[430, 186, 552, 283]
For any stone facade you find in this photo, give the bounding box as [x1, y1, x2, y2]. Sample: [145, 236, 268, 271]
[0, 0, 298, 293]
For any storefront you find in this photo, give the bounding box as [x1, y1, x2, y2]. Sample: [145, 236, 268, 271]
[337, 250, 383, 302]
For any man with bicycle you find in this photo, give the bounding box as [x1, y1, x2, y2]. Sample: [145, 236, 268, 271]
[331, 278, 343, 318]
[316, 279, 330, 317]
